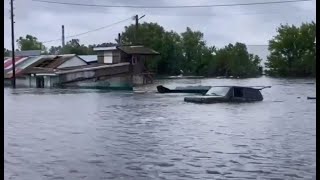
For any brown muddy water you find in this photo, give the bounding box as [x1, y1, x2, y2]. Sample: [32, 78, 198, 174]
[4, 77, 316, 180]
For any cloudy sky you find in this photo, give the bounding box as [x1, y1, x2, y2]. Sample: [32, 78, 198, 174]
[4, 0, 316, 50]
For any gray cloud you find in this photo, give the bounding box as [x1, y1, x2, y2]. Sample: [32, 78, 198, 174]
[4, 0, 316, 50]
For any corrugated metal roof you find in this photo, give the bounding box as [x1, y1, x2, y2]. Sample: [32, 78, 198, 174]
[5, 68, 24, 78]
[44, 55, 75, 68]
[4, 57, 29, 70]
[16, 56, 43, 70]
[27, 54, 79, 69]
[79, 55, 98, 63]
[4, 56, 44, 78]
[4, 54, 84, 78]
[93, 46, 117, 51]
[57, 54, 76, 57]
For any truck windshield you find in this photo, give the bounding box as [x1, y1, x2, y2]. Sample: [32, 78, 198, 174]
[206, 87, 230, 96]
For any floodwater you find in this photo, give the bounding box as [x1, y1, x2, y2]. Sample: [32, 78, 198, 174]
[4, 77, 316, 180]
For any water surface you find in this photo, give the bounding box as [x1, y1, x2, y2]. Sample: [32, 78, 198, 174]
[4, 77, 316, 180]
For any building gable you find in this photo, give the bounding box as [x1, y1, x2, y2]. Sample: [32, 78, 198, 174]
[58, 56, 87, 68]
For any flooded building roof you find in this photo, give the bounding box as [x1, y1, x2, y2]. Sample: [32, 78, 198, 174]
[41, 56, 74, 68]
[93, 46, 117, 51]
[79, 55, 98, 63]
[4, 54, 87, 78]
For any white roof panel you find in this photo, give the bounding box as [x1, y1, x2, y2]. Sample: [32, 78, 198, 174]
[93, 46, 117, 51]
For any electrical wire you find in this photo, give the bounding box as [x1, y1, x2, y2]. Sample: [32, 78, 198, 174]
[41, 16, 133, 44]
[32, 0, 312, 9]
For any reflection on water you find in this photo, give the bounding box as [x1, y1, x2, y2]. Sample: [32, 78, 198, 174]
[4, 77, 316, 180]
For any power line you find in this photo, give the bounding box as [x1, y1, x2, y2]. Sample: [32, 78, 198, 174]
[32, 0, 312, 9]
[41, 16, 133, 44]
[146, 11, 312, 17]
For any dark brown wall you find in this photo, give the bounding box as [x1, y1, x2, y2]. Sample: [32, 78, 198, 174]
[120, 51, 130, 63]
[97, 51, 104, 64]
[95, 64, 130, 77]
[112, 50, 120, 64]
[132, 55, 147, 75]
[96, 50, 151, 75]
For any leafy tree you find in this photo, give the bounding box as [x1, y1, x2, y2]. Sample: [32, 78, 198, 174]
[16, 35, 46, 51]
[206, 43, 262, 77]
[121, 22, 166, 47]
[4, 48, 11, 57]
[48, 46, 62, 55]
[180, 27, 219, 75]
[48, 42, 116, 55]
[180, 27, 207, 74]
[59, 39, 92, 55]
[15, 21, 269, 78]
[160, 31, 185, 75]
[265, 22, 316, 77]
[119, 22, 262, 77]
[120, 22, 182, 75]
[195, 46, 216, 75]
[96, 42, 118, 48]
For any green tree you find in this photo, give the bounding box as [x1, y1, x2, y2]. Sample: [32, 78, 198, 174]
[48, 46, 62, 55]
[60, 39, 91, 55]
[180, 27, 218, 75]
[120, 22, 184, 75]
[100, 42, 119, 48]
[16, 35, 46, 51]
[4, 48, 11, 57]
[207, 43, 262, 77]
[181, 27, 207, 74]
[195, 46, 216, 75]
[48, 42, 116, 55]
[119, 22, 262, 77]
[265, 22, 316, 77]
[161, 31, 185, 75]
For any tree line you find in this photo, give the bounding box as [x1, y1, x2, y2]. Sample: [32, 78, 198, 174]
[4, 21, 315, 77]
[265, 22, 316, 77]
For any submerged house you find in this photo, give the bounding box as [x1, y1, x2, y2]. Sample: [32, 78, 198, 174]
[22, 54, 87, 88]
[93, 45, 160, 85]
[4, 45, 160, 89]
[4, 54, 87, 88]
[55, 45, 160, 89]
[4, 50, 43, 86]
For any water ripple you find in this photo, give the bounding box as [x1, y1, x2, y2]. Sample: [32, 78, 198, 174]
[4, 77, 316, 179]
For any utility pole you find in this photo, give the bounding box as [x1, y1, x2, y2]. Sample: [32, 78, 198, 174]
[10, 0, 16, 88]
[118, 33, 121, 45]
[135, 15, 138, 44]
[134, 14, 145, 45]
[62, 25, 65, 47]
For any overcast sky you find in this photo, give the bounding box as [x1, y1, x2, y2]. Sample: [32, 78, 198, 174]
[4, 0, 316, 49]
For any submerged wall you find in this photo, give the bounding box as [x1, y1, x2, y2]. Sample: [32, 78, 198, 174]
[61, 75, 133, 90]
